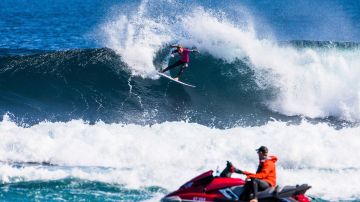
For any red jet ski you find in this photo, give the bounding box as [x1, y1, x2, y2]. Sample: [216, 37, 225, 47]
[161, 170, 311, 202]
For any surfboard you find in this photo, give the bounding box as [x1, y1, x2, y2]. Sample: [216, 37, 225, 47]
[157, 72, 196, 88]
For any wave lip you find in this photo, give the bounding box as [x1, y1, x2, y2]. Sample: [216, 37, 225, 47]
[287, 40, 360, 49]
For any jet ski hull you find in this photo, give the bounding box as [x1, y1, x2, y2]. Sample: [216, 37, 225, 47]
[162, 170, 311, 202]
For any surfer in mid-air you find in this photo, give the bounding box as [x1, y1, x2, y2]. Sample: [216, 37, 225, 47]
[160, 45, 199, 81]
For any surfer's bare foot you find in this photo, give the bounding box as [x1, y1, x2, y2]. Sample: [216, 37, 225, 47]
[173, 77, 179, 81]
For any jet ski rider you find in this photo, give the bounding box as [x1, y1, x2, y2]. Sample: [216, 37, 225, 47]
[221, 146, 278, 202]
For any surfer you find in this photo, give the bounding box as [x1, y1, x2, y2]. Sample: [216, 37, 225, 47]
[221, 146, 277, 202]
[160, 45, 199, 81]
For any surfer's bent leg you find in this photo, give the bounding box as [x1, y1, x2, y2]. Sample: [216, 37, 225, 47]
[161, 60, 185, 73]
[175, 63, 188, 78]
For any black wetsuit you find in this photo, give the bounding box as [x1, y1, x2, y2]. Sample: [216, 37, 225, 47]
[160, 49, 190, 78]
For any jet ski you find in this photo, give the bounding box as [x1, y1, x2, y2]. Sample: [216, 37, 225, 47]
[161, 170, 311, 202]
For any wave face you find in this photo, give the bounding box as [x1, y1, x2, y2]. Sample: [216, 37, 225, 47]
[1, 44, 360, 127]
[0, 47, 284, 127]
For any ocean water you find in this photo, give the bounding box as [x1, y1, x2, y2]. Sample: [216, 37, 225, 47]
[1, 0, 360, 201]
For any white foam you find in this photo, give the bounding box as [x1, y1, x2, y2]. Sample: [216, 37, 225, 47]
[179, 10, 360, 122]
[100, 0, 173, 75]
[100, 1, 360, 121]
[0, 116, 359, 200]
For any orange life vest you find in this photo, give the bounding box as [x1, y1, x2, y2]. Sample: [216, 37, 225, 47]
[242, 155, 278, 187]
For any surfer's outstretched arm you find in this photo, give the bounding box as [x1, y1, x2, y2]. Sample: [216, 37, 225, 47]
[170, 49, 179, 58]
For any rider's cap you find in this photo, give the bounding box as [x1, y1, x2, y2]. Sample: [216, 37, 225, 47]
[256, 146, 268, 153]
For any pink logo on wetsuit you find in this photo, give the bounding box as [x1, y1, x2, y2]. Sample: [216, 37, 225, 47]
[180, 49, 191, 63]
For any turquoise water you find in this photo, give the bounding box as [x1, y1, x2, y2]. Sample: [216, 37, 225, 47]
[0, 178, 166, 201]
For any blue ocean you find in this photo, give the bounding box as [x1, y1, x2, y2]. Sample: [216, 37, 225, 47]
[1, 0, 360, 201]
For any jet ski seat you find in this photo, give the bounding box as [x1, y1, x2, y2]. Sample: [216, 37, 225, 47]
[230, 184, 311, 200]
[231, 185, 276, 199]
[274, 184, 311, 198]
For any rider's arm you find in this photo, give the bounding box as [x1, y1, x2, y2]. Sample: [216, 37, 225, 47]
[233, 168, 243, 174]
[186, 49, 199, 53]
[244, 169, 270, 179]
[243, 161, 273, 179]
[227, 161, 244, 174]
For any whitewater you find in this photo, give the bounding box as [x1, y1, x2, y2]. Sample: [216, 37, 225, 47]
[1, 116, 360, 200]
[1, 0, 360, 201]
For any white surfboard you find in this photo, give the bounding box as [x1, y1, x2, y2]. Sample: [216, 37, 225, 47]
[157, 72, 196, 88]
